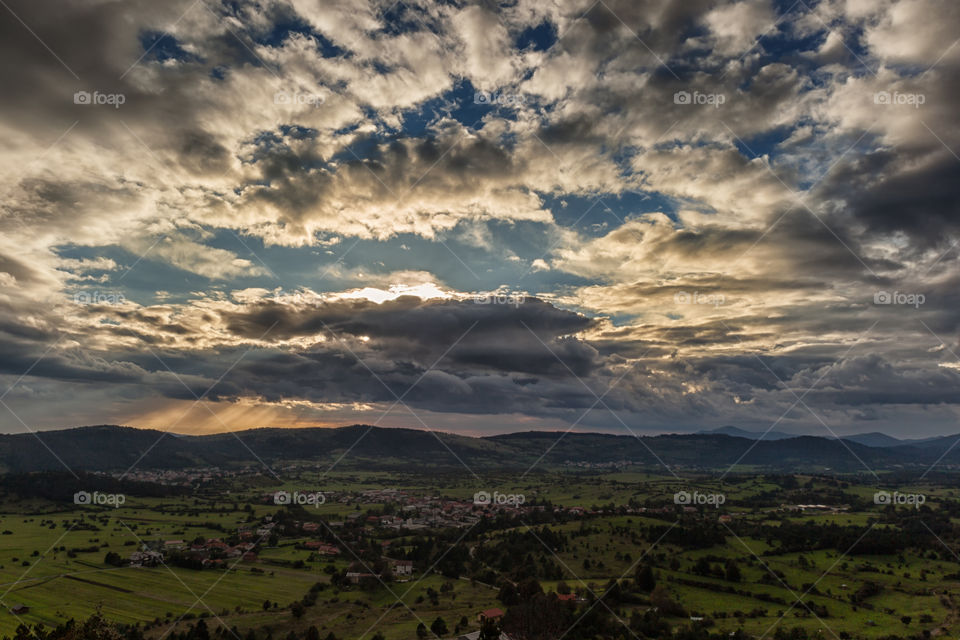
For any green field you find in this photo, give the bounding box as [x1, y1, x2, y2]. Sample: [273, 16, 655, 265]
[0, 470, 957, 639]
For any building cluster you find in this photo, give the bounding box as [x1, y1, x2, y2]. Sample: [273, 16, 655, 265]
[131, 538, 258, 568]
[129, 550, 164, 567]
[343, 559, 414, 584]
[781, 504, 850, 513]
[114, 467, 236, 485]
[302, 540, 340, 555]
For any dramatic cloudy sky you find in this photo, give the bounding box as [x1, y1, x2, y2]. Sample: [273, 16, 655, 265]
[0, 0, 958, 437]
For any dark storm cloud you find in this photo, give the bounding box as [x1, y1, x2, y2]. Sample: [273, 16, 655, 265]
[92, 296, 611, 417]
[798, 353, 960, 407]
[0, 337, 214, 401]
[818, 149, 960, 250]
[220, 296, 599, 375]
[0, 0, 231, 150]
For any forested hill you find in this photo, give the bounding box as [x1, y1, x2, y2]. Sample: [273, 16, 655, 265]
[0, 424, 956, 474]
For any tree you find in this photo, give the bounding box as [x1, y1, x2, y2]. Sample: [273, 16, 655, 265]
[290, 602, 305, 618]
[693, 557, 712, 576]
[502, 593, 572, 640]
[901, 615, 912, 625]
[517, 578, 543, 603]
[635, 564, 656, 592]
[416, 623, 428, 639]
[194, 619, 210, 640]
[650, 586, 686, 617]
[497, 582, 519, 606]
[478, 617, 501, 640]
[305, 627, 320, 640]
[72, 610, 123, 640]
[430, 617, 448, 636]
[725, 559, 742, 583]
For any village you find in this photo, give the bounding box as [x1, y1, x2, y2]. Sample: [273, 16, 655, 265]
[122, 487, 625, 573]
[119, 484, 850, 576]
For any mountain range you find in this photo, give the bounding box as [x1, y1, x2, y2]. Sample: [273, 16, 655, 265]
[697, 426, 949, 448]
[1, 424, 960, 475]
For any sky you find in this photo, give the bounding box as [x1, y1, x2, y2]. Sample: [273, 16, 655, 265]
[0, 0, 958, 438]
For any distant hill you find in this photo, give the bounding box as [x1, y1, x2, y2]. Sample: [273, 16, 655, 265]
[697, 427, 957, 451]
[697, 426, 799, 441]
[2, 424, 960, 475]
[840, 432, 906, 448]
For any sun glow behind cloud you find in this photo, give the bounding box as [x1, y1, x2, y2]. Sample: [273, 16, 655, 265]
[333, 282, 455, 304]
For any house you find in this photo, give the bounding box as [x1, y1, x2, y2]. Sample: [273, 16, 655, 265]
[164, 540, 184, 549]
[130, 550, 164, 567]
[391, 560, 413, 576]
[9, 604, 29, 615]
[556, 593, 578, 603]
[345, 572, 381, 584]
[304, 541, 339, 555]
[478, 608, 504, 623]
[241, 552, 258, 562]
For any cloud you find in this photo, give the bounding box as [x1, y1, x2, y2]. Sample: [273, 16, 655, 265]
[703, 0, 775, 56]
[0, 0, 958, 438]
